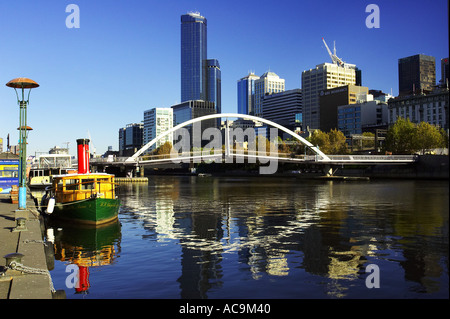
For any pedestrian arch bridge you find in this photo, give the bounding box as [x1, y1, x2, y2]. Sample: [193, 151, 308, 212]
[89, 113, 417, 172]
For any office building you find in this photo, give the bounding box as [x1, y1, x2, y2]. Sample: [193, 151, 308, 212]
[180, 12, 221, 116]
[441, 57, 449, 87]
[206, 59, 221, 127]
[261, 89, 302, 129]
[237, 72, 260, 115]
[181, 12, 208, 102]
[388, 87, 449, 130]
[171, 100, 216, 148]
[143, 108, 173, 151]
[119, 123, 144, 157]
[254, 71, 285, 117]
[398, 54, 436, 96]
[302, 62, 356, 130]
[338, 94, 388, 137]
[319, 85, 368, 132]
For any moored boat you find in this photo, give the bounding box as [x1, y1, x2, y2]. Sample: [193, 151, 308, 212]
[42, 139, 120, 225]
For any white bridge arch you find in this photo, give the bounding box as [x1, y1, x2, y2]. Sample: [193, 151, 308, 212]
[125, 113, 330, 162]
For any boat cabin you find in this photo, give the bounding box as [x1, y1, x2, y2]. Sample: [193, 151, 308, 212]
[52, 173, 116, 203]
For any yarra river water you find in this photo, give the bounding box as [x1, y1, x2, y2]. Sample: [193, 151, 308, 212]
[45, 176, 448, 299]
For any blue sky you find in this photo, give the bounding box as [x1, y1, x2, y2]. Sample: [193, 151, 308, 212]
[0, 0, 448, 156]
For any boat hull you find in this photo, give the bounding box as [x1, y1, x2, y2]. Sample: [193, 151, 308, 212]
[50, 197, 120, 225]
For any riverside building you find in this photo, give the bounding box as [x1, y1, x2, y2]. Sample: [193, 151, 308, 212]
[388, 87, 449, 130]
[237, 72, 260, 115]
[302, 62, 357, 130]
[319, 85, 368, 132]
[253, 71, 285, 117]
[261, 89, 302, 130]
[143, 108, 173, 151]
[398, 54, 436, 96]
[119, 123, 144, 157]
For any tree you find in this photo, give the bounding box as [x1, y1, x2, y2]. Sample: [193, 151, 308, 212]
[328, 129, 348, 154]
[156, 141, 173, 156]
[384, 118, 417, 154]
[385, 118, 447, 154]
[309, 130, 330, 154]
[415, 122, 445, 154]
[308, 129, 348, 154]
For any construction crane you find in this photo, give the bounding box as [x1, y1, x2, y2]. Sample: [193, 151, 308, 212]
[322, 37, 344, 66]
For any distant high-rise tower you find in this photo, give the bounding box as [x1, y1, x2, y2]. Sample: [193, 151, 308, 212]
[180, 12, 221, 117]
[398, 54, 436, 96]
[253, 71, 285, 117]
[206, 59, 221, 114]
[237, 72, 260, 115]
[181, 12, 208, 102]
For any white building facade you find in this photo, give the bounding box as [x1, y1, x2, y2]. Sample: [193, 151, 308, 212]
[253, 71, 285, 117]
[387, 88, 449, 130]
[143, 108, 173, 151]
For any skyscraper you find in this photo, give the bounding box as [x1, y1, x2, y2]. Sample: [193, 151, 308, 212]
[181, 12, 208, 102]
[253, 71, 285, 117]
[180, 12, 221, 118]
[302, 62, 356, 130]
[237, 72, 260, 115]
[398, 54, 436, 96]
[206, 59, 221, 114]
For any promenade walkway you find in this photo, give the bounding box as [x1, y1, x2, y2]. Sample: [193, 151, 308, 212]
[0, 193, 54, 299]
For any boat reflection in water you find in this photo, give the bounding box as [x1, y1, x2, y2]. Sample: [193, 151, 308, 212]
[47, 218, 121, 294]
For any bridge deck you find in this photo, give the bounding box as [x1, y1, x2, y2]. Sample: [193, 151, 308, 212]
[91, 153, 418, 166]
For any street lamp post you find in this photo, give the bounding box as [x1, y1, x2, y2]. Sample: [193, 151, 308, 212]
[6, 78, 39, 210]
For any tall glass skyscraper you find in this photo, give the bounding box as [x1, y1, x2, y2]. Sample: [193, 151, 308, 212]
[181, 12, 221, 119]
[206, 59, 221, 114]
[237, 72, 260, 115]
[181, 12, 208, 102]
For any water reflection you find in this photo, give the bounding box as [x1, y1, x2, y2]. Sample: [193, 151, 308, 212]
[48, 219, 122, 294]
[116, 177, 448, 298]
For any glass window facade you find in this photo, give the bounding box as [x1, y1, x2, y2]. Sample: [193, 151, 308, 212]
[181, 13, 207, 102]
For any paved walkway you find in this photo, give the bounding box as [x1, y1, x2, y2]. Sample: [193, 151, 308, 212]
[0, 193, 54, 299]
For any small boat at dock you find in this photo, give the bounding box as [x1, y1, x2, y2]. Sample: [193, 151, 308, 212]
[42, 139, 120, 225]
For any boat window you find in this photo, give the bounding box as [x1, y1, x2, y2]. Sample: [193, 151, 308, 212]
[81, 179, 95, 190]
[66, 179, 79, 190]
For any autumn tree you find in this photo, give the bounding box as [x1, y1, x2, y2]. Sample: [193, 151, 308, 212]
[156, 141, 173, 156]
[308, 129, 348, 154]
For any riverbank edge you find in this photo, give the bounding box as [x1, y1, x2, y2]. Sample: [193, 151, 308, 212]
[0, 190, 63, 299]
[145, 155, 449, 180]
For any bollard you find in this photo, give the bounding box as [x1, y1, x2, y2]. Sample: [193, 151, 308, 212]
[4, 253, 24, 267]
[12, 217, 27, 232]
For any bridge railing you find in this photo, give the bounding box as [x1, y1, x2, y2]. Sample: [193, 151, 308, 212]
[90, 153, 418, 164]
[323, 155, 418, 162]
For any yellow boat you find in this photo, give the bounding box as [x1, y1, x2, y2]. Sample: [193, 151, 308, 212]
[42, 139, 120, 225]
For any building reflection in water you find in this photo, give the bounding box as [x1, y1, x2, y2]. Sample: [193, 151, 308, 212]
[118, 177, 448, 298]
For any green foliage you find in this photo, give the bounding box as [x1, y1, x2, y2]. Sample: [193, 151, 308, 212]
[385, 118, 447, 154]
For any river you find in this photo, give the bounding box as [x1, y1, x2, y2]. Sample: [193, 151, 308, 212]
[45, 176, 448, 299]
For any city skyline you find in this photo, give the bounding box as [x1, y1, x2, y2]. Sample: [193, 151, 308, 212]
[0, 0, 448, 156]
